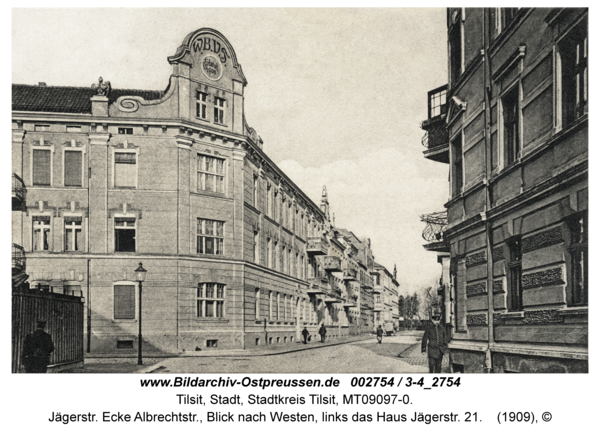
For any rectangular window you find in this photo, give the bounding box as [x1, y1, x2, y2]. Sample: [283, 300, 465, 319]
[253, 230, 260, 264]
[214, 97, 225, 124]
[197, 283, 225, 318]
[267, 238, 272, 268]
[32, 149, 51, 186]
[269, 291, 274, 321]
[507, 239, 523, 311]
[266, 185, 272, 218]
[277, 293, 281, 320]
[115, 217, 136, 252]
[196, 91, 208, 119]
[114, 285, 135, 319]
[452, 133, 463, 195]
[114, 152, 137, 188]
[449, 12, 463, 86]
[281, 245, 285, 274]
[64, 151, 82, 187]
[255, 288, 261, 319]
[560, 19, 588, 127]
[273, 190, 279, 223]
[32, 216, 51, 251]
[64, 216, 83, 251]
[503, 86, 520, 165]
[253, 175, 259, 208]
[274, 241, 279, 271]
[197, 219, 224, 255]
[428, 85, 448, 119]
[118, 127, 133, 135]
[197, 155, 225, 193]
[34, 124, 50, 132]
[66, 125, 81, 133]
[568, 214, 588, 306]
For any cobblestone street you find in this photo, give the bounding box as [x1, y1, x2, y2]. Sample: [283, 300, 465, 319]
[149, 331, 438, 374]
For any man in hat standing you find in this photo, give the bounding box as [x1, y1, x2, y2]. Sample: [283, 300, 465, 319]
[302, 327, 309, 344]
[318, 324, 327, 343]
[421, 312, 448, 373]
[376, 325, 384, 344]
[22, 320, 54, 373]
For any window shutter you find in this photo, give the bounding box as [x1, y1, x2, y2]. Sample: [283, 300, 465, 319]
[33, 149, 51, 185]
[64, 151, 82, 186]
[114, 285, 135, 319]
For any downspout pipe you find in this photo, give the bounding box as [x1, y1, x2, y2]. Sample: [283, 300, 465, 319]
[482, 8, 495, 373]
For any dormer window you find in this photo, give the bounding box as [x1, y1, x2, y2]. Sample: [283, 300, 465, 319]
[214, 97, 225, 124]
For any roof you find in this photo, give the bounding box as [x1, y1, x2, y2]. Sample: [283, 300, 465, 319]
[12, 84, 164, 114]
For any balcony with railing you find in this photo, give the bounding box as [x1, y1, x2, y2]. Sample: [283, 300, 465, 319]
[421, 85, 449, 163]
[307, 270, 330, 294]
[12, 244, 26, 275]
[342, 267, 357, 281]
[306, 236, 329, 256]
[420, 211, 449, 253]
[373, 301, 384, 311]
[322, 255, 342, 272]
[12, 173, 26, 208]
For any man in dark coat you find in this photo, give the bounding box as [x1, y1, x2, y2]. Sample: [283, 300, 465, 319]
[302, 327, 309, 344]
[421, 313, 448, 373]
[376, 325, 384, 344]
[318, 324, 327, 343]
[22, 320, 54, 373]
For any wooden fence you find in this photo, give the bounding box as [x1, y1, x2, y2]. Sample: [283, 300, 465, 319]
[12, 287, 84, 373]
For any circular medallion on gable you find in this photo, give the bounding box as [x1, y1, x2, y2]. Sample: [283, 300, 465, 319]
[201, 54, 223, 81]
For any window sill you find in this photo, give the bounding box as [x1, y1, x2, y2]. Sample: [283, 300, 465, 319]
[500, 311, 524, 319]
[195, 117, 210, 123]
[214, 122, 229, 128]
[112, 319, 137, 323]
[193, 189, 227, 199]
[113, 186, 137, 190]
[195, 318, 229, 323]
[557, 307, 588, 316]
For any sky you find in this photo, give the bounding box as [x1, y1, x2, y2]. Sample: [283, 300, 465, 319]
[11, 8, 450, 293]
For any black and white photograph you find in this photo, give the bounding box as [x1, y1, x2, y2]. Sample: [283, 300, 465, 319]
[7, 4, 593, 431]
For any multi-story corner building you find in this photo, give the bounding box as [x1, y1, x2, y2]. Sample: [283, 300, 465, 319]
[372, 263, 400, 332]
[420, 9, 587, 372]
[12, 28, 379, 354]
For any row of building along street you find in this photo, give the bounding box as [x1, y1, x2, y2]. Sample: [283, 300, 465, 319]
[12, 8, 587, 373]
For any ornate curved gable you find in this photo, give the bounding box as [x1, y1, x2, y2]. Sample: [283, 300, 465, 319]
[168, 28, 248, 87]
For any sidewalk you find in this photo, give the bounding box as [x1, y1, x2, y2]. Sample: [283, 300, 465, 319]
[68, 334, 374, 373]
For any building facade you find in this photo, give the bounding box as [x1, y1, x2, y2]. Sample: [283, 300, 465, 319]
[372, 263, 400, 332]
[421, 8, 588, 372]
[12, 28, 382, 354]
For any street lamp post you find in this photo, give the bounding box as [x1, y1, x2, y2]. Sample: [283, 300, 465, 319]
[135, 262, 147, 365]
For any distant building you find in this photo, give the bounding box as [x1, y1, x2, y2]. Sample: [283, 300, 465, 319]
[420, 9, 587, 372]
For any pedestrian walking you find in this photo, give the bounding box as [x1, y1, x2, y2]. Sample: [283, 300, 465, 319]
[302, 327, 309, 344]
[318, 324, 327, 343]
[376, 325, 384, 344]
[22, 320, 54, 373]
[421, 313, 448, 374]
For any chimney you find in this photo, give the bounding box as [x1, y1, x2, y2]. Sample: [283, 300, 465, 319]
[38, 82, 47, 87]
